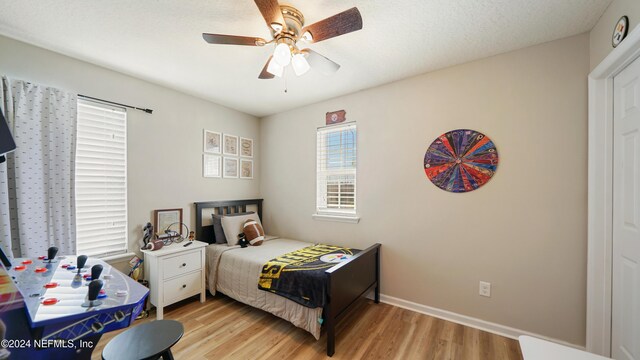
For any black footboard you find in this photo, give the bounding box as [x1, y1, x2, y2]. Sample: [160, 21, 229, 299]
[323, 243, 381, 356]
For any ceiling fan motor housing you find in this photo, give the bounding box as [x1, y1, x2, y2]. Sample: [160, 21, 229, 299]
[279, 5, 305, 38]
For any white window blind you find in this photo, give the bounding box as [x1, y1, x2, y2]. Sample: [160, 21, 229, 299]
[316, 123, 356, 216]
[75, 100, 128, 257]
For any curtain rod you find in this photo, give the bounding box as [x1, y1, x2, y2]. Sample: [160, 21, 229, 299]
[78, 94, 153, 114]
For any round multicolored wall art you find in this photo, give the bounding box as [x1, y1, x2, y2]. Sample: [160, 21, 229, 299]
[424, 129, 499, 193]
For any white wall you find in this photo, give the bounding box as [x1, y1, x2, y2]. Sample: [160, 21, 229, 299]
[260, 34, 589, 346]
[0, 35, 260, 261]
[590, 0, 640, 70]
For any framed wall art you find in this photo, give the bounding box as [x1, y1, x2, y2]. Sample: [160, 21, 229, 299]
[203, 130, 221, 154]
[203, 154, 221, 178]
[240, 159, 253, 179]
[223, 157, 239, 178]
[424, 129, 499, 193]
[223, 134, 239, 156]
[240, 137, 253, 158]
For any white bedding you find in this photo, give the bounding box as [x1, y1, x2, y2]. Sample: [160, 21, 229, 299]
[205, 236, 323, 339]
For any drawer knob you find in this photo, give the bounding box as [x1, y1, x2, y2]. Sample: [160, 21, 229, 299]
[182, 284, 186, 289]
[182, 263, 186, 267]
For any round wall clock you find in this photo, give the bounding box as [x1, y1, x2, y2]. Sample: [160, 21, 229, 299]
[612, 16, 629, 48]
[424, 129, 499, 193]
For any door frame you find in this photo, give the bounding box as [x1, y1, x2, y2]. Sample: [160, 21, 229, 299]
[588, 25, 640, 356]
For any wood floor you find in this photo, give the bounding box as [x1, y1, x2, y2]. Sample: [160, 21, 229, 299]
[93, 294, 523, 360]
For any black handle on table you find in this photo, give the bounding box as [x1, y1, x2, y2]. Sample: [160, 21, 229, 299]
[182, 263, 186, 267]
[91, 264, 103, 280]
[182, 284, 186, 288]
[77, 255, 88, 272]
[87, 279, 103, 301]
[47, 247, 58, 262]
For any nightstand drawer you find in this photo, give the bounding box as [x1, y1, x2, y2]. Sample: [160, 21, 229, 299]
[163, 271, 202, 305]
[163, 250, 202, 279]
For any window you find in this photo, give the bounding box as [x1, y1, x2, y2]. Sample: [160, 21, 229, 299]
[75, 100, 128, 257]
[316, 123, 357, 220]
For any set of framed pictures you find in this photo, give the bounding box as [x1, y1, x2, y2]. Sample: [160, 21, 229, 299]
[203, 130, 253, 179]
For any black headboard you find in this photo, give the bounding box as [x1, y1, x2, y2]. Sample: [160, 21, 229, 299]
[194, 199, 263, 243]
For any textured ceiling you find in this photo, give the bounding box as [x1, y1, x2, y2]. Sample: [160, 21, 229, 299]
[0, 0, 611, 117]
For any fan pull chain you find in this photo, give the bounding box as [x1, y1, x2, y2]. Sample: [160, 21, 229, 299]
[283, 68, 288, 93]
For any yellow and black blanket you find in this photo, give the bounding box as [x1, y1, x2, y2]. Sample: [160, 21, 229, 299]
[258, 244, 359, 308]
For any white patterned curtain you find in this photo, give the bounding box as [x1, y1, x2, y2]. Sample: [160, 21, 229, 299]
[0, 77, 77, 257]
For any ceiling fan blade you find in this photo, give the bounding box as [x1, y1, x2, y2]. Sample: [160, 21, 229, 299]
[259, 56, 276, 79]
[254, 0, 286, 31]
[301, 7, 362, 43]
[303, 49, 340, 76]
[202, 33, 266, 46]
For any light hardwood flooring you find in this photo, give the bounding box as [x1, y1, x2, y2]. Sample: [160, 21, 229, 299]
[93, 294, 523, 360]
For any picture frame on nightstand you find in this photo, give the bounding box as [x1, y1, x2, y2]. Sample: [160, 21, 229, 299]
[154, 208, 183, 239]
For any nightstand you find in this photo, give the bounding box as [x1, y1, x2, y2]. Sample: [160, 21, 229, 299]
[142, 240, 207, 320]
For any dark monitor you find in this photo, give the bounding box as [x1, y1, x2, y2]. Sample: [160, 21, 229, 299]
[0, 107, 16, 163]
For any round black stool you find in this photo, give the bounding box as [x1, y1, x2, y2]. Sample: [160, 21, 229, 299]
[102, 320, 183, 360]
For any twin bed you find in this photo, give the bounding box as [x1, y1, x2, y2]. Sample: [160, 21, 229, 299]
[194, 199, 381, 357]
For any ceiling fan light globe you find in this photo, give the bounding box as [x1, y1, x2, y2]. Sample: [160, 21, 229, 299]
[266, 59, 284, 77]
[292, 53, 310, 76]
[273, 43, 292, 66]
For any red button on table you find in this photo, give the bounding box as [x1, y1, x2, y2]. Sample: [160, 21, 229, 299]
[34, 267, 48, 273]
[99, 289, 106, 294]
[44, 283, 58, 289]
[42, 298, 58, 305]
[14, 265, 26, 271]
[61, 264, 70, 269]
[21, 260, 33, 265]
[38, 256, 46, 260]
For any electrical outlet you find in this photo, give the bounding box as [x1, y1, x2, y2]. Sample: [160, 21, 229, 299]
[479, 281, 491, 297]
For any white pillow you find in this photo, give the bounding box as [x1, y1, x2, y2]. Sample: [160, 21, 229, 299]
[221, 213, 263, 246]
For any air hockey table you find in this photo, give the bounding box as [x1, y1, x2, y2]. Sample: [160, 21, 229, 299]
[0, 252, 148, 360]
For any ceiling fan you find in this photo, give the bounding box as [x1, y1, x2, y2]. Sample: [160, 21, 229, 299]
[202, 0, 363, 79]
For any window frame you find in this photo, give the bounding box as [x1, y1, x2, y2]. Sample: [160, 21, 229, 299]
[314, 122, 359, 223]
[75, 99, 129, 258]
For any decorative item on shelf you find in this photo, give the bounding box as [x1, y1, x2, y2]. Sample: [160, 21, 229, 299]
[613, 15, 629, 48]
[424, 129, 499, 193]
[203, 130, 221, 154]
[223, 134, 239, 156]
[188, 231, 195, 241]
[162, 222, 190, 243]
[141, 239, 164, 251]
[326, 110, 346, 125]
[141, 222, 155, 249]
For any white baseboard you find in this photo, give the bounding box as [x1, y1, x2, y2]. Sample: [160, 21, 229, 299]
[368, 292, 585, 351]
